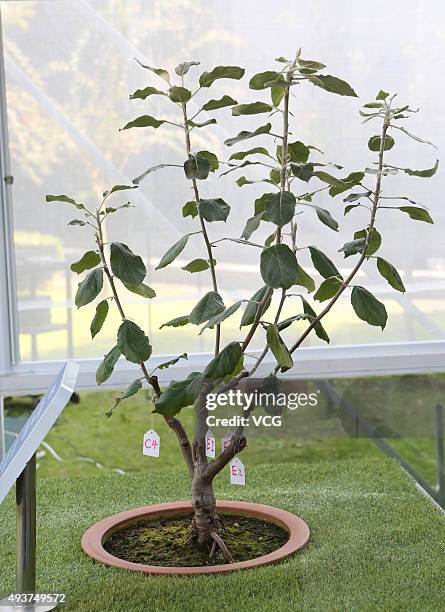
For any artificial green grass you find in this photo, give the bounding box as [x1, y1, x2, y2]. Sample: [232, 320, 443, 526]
[1, 457, 444, 611]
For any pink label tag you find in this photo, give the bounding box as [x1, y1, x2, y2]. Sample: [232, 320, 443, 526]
[143, 429, 160, 457]
[222, 431, 234, 452]
[205, 430, 216, 458]
[230, 457, 245, 486]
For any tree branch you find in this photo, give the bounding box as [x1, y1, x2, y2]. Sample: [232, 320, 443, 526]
[181, 102, 221, 356]
[96, 215, 194, 476]
[282, 114, 390, 362]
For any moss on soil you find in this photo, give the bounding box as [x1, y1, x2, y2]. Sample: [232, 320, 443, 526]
[103, 513, 289, 566]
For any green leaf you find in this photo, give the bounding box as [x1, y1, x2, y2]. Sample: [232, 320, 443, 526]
[266, 191, 296, 227]
[249, 71, 285, 90]
[189, 291, 225, 324]
[108, 380, 143, 417]
[232, 102, 272, 116]
[199, 198, 230, 222]
[175, 61, 200, 76]
[351, 286, 387, 330]
[271, 85, 284, 107]
[240, 286, 271, 327]
[90, 300, 109, 339]
[224, 123, 271, 147]
[204, 342, 243, 380]
[68, 219, 87, 226]
[329, 171, 365, 197]
[339, 238, 366, 258]
[261, 244, 298, 289]
[298, 59, 326, 70]
[117, 320, 152, 363]
[277, 141, 310, 164]
[130, 86, 166, 100]
[106, 379, 143, 418]
[156, 235, 189, 270]
[199, 65, 245, 88]
[186, 118, 217, 129]
[123, 282, 156, 298]
[184, 154, 211, 180]
[105, 203, 134, 213]
[182, 201, 198, 218]
[168, 86, 191, 103]
[402, 159, 439, 178]
[157, 353, 188, 370]
[153, 372, 202, 416]
[182, 258, 210, 273]
[132, 164, 176, 185]
[308, 74, 358, 97]
[277, 314, 311, 331]
[101, 355, 123, 394]
[376, 90, 389, 100]
[202, 95, 238, 111]
[110, 242, 146, 285]
[241, 214, 263, 240]
[46, 194, 84, 209]
[266, 324, 293, 371]
[301, 297, 330, 343]
[107, 185, 138, 196]
[398, 206, 434, 223]
[75, 269, 103, 308]
[314, 206, 339, 231]
[70, 251, 101, 274]
[354, 227, 381, 256]
[308, 246, 342, 279]
[314, 276, 342, 302]
[201, 302, 242, 332]
[134, 59, 171, 84]
[196, 150, 219, 171]
[368, 135, 395, 152]
[96, 345, 121, 384]
[294, 263, 315, 292]
[290, 163, 314, 182]
[255, 192, 274, 217]
[121, 115, 165, 130]
[343, 191, 371, 202]
[160, 315, 190, 329]
[376, 257, 405, 293]
[229, 147, 269, 161]
[314, 171, 349, 189]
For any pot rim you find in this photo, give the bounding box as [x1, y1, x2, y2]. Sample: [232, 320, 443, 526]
[81, 500, 310, 576]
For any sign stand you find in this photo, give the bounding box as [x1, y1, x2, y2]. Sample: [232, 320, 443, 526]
[0, 362, 79, 611]
[16, 453, 37, 596]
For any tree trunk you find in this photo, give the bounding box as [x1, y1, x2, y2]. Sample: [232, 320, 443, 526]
[191, 464, 217, 545]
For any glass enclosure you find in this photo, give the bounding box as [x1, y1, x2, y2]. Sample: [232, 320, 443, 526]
[2, 0, 444, 363]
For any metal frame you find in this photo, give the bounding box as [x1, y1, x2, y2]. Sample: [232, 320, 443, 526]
[320, 380, 445, 508]
[0, 5, 444, 400]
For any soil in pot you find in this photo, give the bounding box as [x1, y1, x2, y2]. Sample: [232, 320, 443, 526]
[103, 512, 289, 567]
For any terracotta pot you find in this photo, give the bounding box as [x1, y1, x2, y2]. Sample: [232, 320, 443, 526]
[81, 500, 310, 576]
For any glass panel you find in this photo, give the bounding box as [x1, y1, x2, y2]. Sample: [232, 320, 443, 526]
[2, 0, 444, 362]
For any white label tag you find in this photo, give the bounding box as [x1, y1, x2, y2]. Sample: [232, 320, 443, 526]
[205, 429, 216, 458]
[222, 431, 234, 452]
[143, 429, 160, 457]
[230, 457, 245, 486]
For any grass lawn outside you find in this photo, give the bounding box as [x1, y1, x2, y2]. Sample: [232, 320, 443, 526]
[0, 457, 444, 611]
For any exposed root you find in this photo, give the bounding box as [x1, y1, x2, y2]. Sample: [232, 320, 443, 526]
[208, 540, 217, 559]
[210, 530, 236, 564]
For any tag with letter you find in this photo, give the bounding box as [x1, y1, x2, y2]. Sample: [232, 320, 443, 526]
[205, 429, 216, 458]
[143, 429, 160, 457]
[230, 457, 245, 486]
[222, 431, 234, 452]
